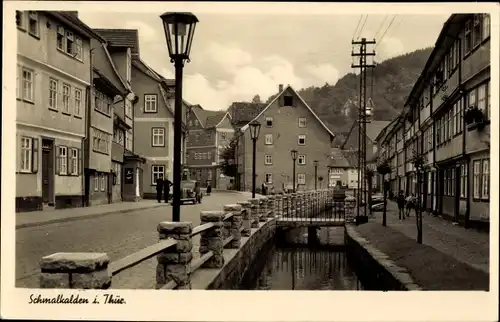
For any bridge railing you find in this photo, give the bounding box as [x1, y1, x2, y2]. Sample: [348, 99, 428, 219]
[38, 189, 352, 290]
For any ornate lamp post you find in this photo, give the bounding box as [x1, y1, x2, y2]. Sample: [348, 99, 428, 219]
[313, 160, 319, 190]
[160, 12, 199, 222]
[249, 120, 261, 198]
[291, 149, 298, 193]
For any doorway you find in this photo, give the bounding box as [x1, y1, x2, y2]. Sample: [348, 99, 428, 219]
[41, 139, 54, 206]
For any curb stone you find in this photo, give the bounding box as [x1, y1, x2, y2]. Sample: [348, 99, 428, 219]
[345, 226, 423, 291]
[16, 204, 169, 230]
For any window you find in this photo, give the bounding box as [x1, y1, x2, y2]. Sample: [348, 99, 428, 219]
[113, 127, 125, 145]
[125, 129, 133, 151]
[265, 173, 273, 184]
[207, 152, 212, 160]
[100, 173, 106, 191]
[152, 165, 165, 185]
[298, 117, 307, 128]
[297, 174, 306, 185]
[487, 80, 490, 120]
[265, 134, 273, 145]
[94, 175, 99, 191]
[49, 78, 58, 109]
[95, 89, 112, 115]
[75, 37, 83, 61]
[472, 14, 482, 48]
[16, 11, 25, 29]
[22, 67, 34, 101]
[62, 84, 71, 114]
[70, 148, 78, 175]
[144, 94, 157, 113]
[57, 26, 65, 50]
[125, 99, 132, 118]
[28, 11, 39, 37]
[298, 155, 306, 165]
[265, 117, 273, 127]
[483, 14, 490, 40]
[59, 146, 67, 175]
[460, 164, 468, 198]
[464, 20, 472, 54]
[482, 160, 489, 199]
[298, 135, 306, 145]
[207, 170, 212, 181]
[20, 137, 32, 172]
[284, 95, 293, 106]
[74, 88, 82, 117]
[66, 31, 74, 55]
[221, 132, 227, 140]
[152, 128, 165, 147]
[451, 169, 455, 196]
[477, 83, 487, 114]
[92, 127, 110, 154]
[473, 160, 481, 199]
[265, 155, 272, 165]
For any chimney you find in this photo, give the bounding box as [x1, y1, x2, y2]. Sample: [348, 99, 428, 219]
[278, 84, 283, 93]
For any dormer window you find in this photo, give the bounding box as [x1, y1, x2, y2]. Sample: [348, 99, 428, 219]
[284, 95, 293, 106]
[265, 116, 273, 127]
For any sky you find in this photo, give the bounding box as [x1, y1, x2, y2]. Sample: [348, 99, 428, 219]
[79, 12, 450, 111]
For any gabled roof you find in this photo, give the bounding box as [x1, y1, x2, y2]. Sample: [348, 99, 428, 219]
[328, 148, 351, 168]
[91, 38, 127, 95]
[240, 85, 336, 138]
[94, 28, 140, 54]
[190, 105, 228, 129]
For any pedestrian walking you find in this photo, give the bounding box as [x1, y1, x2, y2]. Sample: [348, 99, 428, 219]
[206, 181, 212, 196]
[156, 175, 164, 203]
[397, 190, 406, 221]
[164, 179, 172, 203]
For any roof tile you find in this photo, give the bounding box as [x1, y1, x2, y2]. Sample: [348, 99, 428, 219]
[94, 29, 140, 54]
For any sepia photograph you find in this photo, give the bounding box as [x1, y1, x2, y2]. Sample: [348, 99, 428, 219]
[1, 1, 498, 321]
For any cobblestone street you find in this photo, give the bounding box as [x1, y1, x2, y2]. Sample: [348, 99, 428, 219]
[16, 192, 253, 289]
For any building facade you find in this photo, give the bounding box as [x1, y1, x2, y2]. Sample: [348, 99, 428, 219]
[378, 13, 490, 230]
[15, 11, 98, 211]
[238, 84, 336, 192]
[186, 105, 233, 189]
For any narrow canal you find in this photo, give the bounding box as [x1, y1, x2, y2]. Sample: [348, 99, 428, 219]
[239, 227, 365, 290]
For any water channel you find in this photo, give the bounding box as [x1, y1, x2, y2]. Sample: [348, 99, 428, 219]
[239, 227, 365, 290]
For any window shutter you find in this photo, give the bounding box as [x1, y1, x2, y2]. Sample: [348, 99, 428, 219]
[68, 148, 73, 175]
[16, 134, 21, 173]
[55, 146, 60, 175]
[32, 138, 39, 173]
[78, 148, 82, 175]
[66, 147, 71, 175]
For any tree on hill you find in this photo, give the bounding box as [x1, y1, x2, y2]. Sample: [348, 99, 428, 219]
[252, 94, 262, 104]
[219, 137, 238, 177]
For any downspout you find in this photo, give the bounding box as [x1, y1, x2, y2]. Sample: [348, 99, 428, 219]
[83, 47, 95, 207]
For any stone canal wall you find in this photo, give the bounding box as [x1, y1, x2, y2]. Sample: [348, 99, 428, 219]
[344, 225, 422, 291]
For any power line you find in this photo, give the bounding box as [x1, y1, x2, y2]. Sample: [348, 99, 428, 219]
[375, 15, 396, 50]
[373, 15, 388, 40]
[352, 15, 363, 41]
[357, 15, 369, 40]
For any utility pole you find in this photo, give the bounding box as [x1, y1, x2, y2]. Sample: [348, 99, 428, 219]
[351, 37, 375, 224]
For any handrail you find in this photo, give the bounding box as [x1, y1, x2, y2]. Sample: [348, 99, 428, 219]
[223, 235, 234, 248]
[223, 212, 234, 221]
[191, 251, 214, 272]
[191, 222, 214, 236]
[109, 239, 177, 276]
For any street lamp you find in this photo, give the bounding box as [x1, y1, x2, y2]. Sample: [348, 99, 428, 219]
[249, 120, 261, 198]
[161, 12, 199, 222]
[291, 149, 298, 193]
[313, 160, 319, 190]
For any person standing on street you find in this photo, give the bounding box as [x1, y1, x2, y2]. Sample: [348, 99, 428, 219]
[156, 175, 164, 203]
[397, 190, 406, 221]
[164, 178, 172, 204]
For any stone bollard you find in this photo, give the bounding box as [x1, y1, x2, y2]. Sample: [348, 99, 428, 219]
[157, 222, 193, 289]
[199, 211, 225, 268]
[223, 204, 243, 248]
[249, 198, 260, 228]
[40, 252, 111, 289]
[267, 196, 275, 218]
[237, 201, 252, 237]
[259, 197, 267, 222]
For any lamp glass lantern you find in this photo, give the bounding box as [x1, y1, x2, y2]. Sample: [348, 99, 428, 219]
[314, 160, 319, 167]
[160, 12, 199, 61]
[249, 120, 261, 140]
[291, 149, 298, 160]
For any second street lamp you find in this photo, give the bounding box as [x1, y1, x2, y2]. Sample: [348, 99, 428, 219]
[314, 160, 319, 190]
[249, 120, 261, 198]
[291, 149, 298, 193]
[160, 12, 198, 222]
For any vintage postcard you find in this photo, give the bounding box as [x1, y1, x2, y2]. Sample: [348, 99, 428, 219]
[1, 1, 498, 321]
